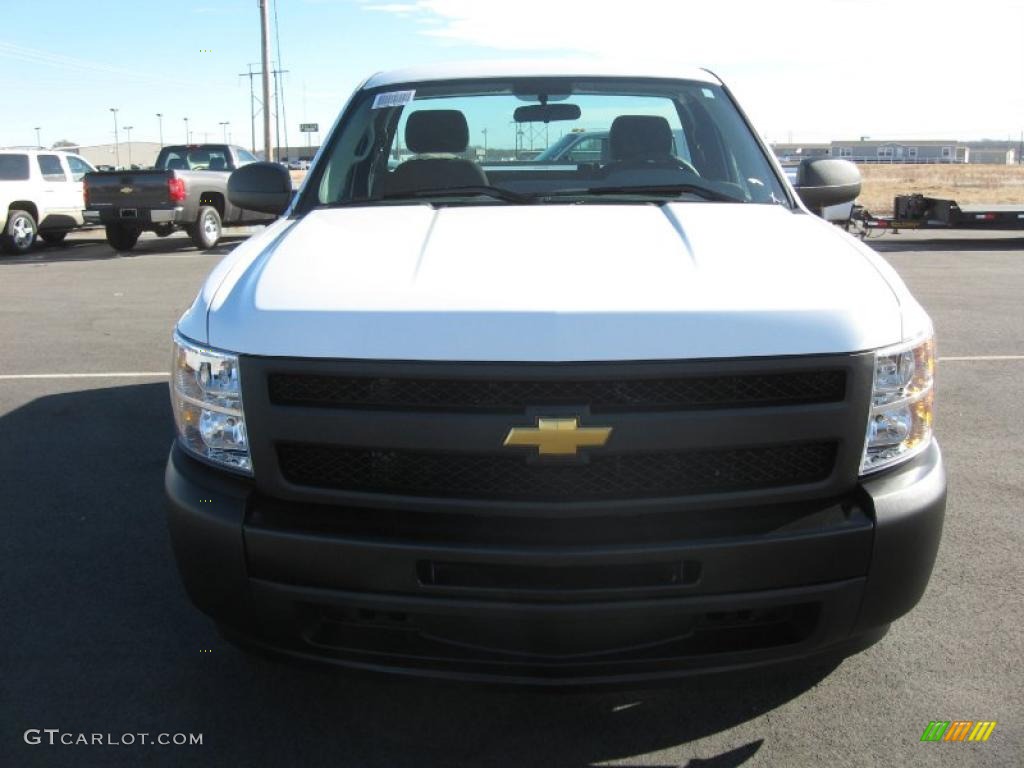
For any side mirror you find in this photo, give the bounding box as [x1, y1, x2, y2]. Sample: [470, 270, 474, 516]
[794, 158, 861, 211]
[228, 162, 293, 215]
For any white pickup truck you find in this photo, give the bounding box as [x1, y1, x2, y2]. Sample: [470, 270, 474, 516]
[165, 62, 945, 685]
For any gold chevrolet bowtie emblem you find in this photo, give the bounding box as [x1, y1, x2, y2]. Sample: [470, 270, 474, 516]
[120, 186, 133, 194]
[503, 417, 612, 456]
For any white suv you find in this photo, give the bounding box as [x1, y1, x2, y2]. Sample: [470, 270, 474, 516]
[0, 148, 96, 254]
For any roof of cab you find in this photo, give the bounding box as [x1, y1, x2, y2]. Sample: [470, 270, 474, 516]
[362, 59, 722, 90]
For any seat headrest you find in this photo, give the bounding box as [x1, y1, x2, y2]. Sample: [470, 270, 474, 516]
[209, 156, 226, 170]
[609, 115, 673, 161]
[406, 110, 470, 154]
[167, 158, 186, 170]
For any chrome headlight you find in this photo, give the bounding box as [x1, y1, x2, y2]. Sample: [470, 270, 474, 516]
[860, 334, 935, 474]
[170, 331, 252, 474]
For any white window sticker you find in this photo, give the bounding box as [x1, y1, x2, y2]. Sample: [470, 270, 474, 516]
[372, 90, 416, 109]
[701, 88, 715, 99]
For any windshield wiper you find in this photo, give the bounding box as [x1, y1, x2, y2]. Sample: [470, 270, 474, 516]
[543, 184, 746, 204]
[375, 185, 536, 204]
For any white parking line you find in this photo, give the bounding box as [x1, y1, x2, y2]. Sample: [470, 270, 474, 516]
[0, 373, 169, 380]
[939, 355, 1024, 362]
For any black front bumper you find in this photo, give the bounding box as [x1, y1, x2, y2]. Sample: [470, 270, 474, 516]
[165, 441, 945, 686]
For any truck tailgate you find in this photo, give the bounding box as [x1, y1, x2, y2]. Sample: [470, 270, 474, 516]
[85, 170, 175, 210]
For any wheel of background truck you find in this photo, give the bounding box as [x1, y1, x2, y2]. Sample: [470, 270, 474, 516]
[1, 209, 38, 255]
[105, 224, 140, 252]
[40, 231, 68, 245]
[189, 206, 222, 250]
[153, 224, 174, 238]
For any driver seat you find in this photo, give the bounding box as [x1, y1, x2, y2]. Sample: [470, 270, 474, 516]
[600, 115, 677, 175]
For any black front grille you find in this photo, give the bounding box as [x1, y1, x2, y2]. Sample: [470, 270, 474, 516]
[268, 369, 846, 413]
[277, 442, 837, 501]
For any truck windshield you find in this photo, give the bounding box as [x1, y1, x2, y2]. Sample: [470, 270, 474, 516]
[302, 77, 789, 210]
[154, 146, 232, 171]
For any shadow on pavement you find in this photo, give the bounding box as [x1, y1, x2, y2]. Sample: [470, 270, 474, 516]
[863, 234, 1024, 253]
[0, 232, 249, 265]
[0, 383, 836, 768]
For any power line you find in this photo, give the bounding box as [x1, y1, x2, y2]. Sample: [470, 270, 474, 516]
[239, 62, 288, 159]
[272, 67, 290, 159]
[272, 0, 289, 158]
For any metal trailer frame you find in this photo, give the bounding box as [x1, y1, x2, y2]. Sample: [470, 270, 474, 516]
[856, 194, 1024, 233]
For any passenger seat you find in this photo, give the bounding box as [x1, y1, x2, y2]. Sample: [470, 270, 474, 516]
[379, 110, 487, 196]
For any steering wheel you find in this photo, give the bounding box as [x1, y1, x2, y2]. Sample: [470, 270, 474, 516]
[606, 155, 701, 177]
[653, 156, 701, 176]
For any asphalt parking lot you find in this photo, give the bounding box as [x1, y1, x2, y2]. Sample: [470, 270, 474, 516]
[1, 227, 1021, 767]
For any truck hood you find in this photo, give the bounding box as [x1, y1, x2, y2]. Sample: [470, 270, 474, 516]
[203, 203, 903, 360]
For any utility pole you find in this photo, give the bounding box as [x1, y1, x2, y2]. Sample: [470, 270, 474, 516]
[184, 117, 190, 144]
[239, 63, 262, 153]
[109, 108, 120, 168]
[259, 0, 273, 161]
[34, 126, 41, 147]
[156, 113, 164, 147]
[124, 126, 133, 166]
[220, 121, 230, 143]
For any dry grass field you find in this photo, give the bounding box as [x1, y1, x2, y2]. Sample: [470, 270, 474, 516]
[289, 166, 1024, 214]
[856, 164, 1024, 213]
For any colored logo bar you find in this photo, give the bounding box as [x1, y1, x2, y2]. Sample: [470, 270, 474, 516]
[920, 721, 997, 742]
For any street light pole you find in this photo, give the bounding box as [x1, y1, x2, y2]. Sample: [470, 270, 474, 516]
[124, 126, 133, 167]
[109, 108, 120, 168]
[219, 121, 230, 143]
[184, 117, 190, 144]
[156, 113, 164, 147]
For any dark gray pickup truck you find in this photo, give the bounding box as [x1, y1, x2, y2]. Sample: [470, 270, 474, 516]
[84, 144, 276, 251]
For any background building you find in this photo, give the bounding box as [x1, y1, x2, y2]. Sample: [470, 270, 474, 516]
[770, 143, 831, 163]
[830, 140, 968, 163]
[963, 140, 1018, 164]
[78, 142, 163, 169]
[270, 144, 322, 162]
[768, 140, 1007, 164]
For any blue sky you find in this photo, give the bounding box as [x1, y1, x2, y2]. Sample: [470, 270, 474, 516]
[2, 0, 1021, 151]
